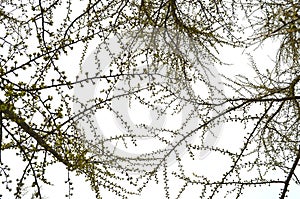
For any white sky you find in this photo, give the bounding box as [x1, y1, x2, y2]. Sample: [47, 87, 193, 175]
[2, 36, 299, 199]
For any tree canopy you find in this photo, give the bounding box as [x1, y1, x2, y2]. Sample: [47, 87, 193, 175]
[0, 0, 299, 198]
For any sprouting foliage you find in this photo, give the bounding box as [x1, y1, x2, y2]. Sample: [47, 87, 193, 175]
[0, 0, 299, 199]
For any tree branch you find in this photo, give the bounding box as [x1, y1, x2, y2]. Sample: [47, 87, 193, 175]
[280, 145, 300, 199]
[0, 100, 71, 168]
